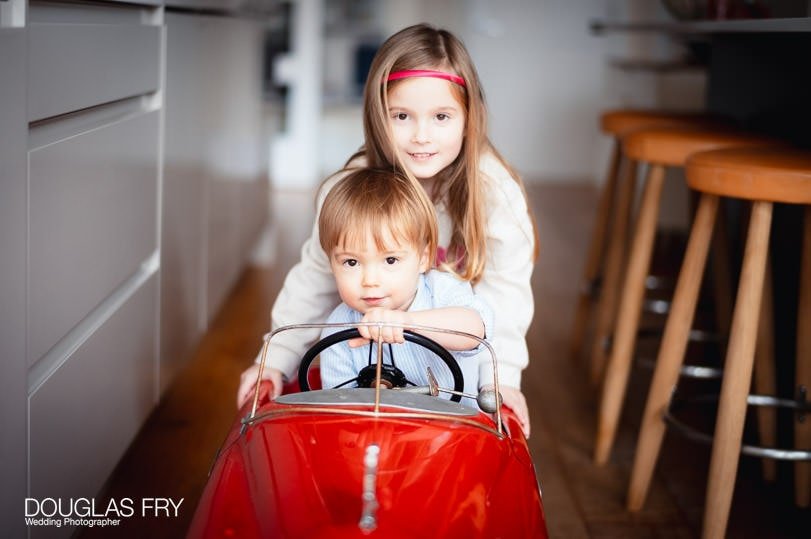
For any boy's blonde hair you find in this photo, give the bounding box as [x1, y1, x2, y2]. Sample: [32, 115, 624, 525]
[319, 168, 438, 265]
[346, 23, 538, 284]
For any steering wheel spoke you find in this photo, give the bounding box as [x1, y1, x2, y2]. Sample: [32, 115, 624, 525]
[332, 376, 359, 389]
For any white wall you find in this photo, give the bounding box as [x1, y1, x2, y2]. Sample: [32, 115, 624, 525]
[458, 0, 706, 183]
[459, 0, 609, 182]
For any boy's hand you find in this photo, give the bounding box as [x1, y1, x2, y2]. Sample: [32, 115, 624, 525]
[236, 364, 283, 409]
[349, 308, 411, 347]
[489, 385, 531, 439]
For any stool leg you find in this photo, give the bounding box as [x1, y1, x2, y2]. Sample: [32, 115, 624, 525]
[590, 159, 638, 384]
[627, 193, 718, 511]
[570, 140, 622, 362]
[704, 201, 772, 539]
[594, 163, 665, 465]
[710, 198, 734, 351]
[795, 205, 811, 507]
[753, 257, 777, 482]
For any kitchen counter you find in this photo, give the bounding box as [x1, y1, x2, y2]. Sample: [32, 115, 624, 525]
[591, 16, 811, 34]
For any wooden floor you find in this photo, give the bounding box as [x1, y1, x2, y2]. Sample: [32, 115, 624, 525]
[80, 184, 808, 538]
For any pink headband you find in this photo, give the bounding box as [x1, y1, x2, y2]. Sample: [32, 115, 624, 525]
[386, 69, 466, 87]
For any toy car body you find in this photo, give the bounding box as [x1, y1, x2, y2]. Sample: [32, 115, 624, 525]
[188, 323, 548, 538]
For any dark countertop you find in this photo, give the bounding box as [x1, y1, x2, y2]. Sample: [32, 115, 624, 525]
[591, 16, 811, 34]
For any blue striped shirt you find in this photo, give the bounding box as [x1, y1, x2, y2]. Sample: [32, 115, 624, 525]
[319, 270, 493, 408]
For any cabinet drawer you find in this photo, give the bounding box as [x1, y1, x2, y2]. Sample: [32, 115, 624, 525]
[28, 111, 159, 364]
[28, 23, 161, 121]
[29, 276, 157, 502]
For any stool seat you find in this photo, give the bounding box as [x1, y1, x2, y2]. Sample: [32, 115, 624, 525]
[623, 127, 777, 166]
[687, 147, 811, 203]
[600, 110, 723, 136]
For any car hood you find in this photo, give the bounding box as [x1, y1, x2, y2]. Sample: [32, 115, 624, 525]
[189, 405, 546, 538]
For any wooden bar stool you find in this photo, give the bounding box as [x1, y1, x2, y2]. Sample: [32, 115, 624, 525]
[593, 127, 777, 465]
[572, 110, 727, 378]
[626, 147, 811, 539]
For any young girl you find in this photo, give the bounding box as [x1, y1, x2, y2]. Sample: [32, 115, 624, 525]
[237, 23, 537, 436]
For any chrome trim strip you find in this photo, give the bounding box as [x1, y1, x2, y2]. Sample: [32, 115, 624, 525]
[358, 444, 380, 531]
[242, 406, 505, 438]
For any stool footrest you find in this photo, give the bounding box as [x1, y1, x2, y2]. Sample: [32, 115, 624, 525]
[636, 356, 722, 379]
[581, 274, 677, 301]
[665, 393, 811, 461]
[637, 326, 721, 344]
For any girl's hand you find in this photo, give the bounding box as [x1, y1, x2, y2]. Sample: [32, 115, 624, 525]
[236, 364, 283, 409]
[498, 386, 531, 439]
[350, 308, 411, 347]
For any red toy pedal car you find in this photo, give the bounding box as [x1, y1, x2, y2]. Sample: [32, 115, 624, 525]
[188, 323, 548, 538]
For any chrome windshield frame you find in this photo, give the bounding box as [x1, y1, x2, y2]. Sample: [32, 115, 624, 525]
[249, 321, 503, 435]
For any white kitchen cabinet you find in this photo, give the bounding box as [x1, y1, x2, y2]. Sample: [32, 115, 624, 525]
[1, 3, 272, 537]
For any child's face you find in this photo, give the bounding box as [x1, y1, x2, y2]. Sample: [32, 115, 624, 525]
[387, 77, 465, 180]
[329, 228, 430, 314]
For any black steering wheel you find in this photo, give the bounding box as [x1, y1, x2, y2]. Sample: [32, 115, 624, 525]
[298, 328, 465, 402]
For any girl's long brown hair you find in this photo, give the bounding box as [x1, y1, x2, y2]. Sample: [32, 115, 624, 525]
[345, 23, 538, 283]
